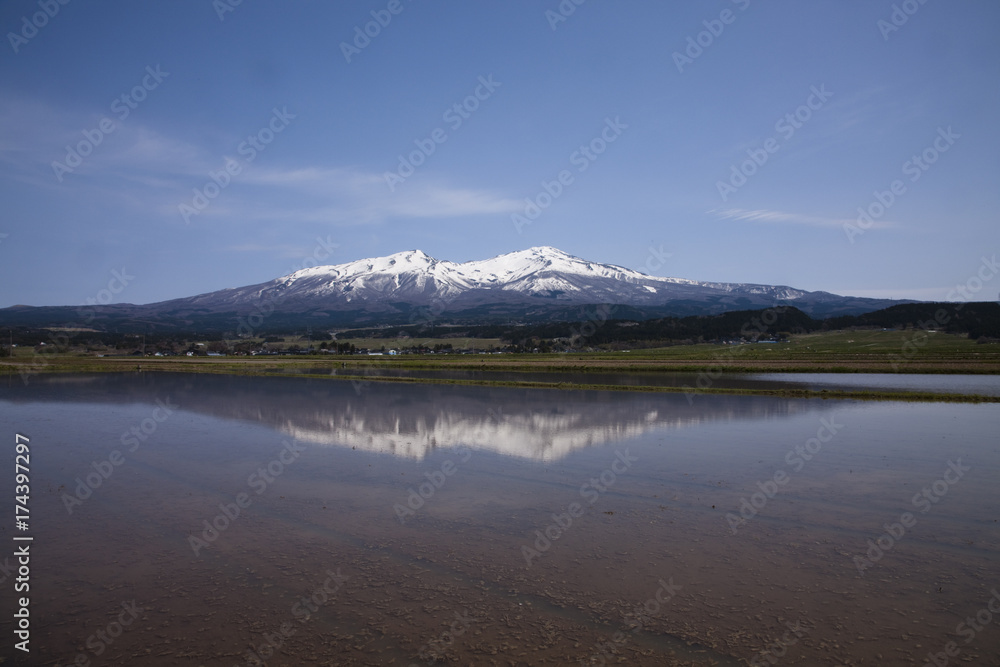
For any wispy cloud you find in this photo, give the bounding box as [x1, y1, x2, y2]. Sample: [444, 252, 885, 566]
[0, 91, 208, 194]
[0, 92, 521, 227]
[710, 208, 896, 230]
[238, 165, 523, 224]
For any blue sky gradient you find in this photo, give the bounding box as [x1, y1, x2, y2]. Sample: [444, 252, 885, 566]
[1, 0, 998, 307]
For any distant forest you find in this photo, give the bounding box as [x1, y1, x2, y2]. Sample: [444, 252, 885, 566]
[2, 302, 998, 355]
[345, 302, 1000, 349]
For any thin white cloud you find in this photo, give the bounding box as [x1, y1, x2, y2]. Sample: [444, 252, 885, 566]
[710, 207, 896, 230]
[241, 165, 523, 223]
[224, 242, 331, 262]
[1, 92, 520, 227]
[104, 127, 205, 174]
[0, 91, 209, 196]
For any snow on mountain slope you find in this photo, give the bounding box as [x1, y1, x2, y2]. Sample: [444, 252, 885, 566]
[275, 250, 474, 303]
[266, 246, 713, 303]
[161, 246, 883, 316]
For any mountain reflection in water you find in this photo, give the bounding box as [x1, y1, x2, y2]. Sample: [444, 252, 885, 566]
[1, 372, 829, 460]
[1, 372, 997, 665]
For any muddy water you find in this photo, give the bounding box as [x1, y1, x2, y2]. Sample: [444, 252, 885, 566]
[0, 373, 997, 666]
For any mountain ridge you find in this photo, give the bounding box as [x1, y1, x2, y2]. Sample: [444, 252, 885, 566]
[164, 246, 820, 308]
[0, 246, 916, 332]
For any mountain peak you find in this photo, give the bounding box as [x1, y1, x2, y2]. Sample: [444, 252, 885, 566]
[380, 249, 435, 266]
[388, 249, 430, 260]
[167, 245, 912, 322]
[2, 245, 909, 324]
[525, 245, 569, 255]
[507, 246, 577, 261]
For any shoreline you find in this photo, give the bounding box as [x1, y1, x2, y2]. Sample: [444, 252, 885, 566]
[3, 356, 999, 403]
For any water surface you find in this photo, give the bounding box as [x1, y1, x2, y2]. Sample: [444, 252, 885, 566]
[0, 373, 997, 665]
[272, 366, 1000, 396]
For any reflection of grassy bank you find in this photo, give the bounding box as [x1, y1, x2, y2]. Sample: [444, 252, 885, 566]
[4, 328, 999, 374]
[3, 348, 999, 403]
[235, 371, 1000, 403]
[5, 355, 1000, 376]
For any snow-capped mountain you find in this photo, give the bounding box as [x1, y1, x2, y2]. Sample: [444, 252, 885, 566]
[0, 246, 910, 330]
[175, 246, 817, 311]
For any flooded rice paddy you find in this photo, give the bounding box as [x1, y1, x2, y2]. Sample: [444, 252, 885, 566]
[0, 372, 997, 665]
[267, 366, 1000, 397]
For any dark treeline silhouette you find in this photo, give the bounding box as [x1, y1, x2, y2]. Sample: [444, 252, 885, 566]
[351, 302, 1000, 348]
[4, 303, 998, 353]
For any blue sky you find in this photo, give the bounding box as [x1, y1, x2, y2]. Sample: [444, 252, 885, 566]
[1, 0, 998, 307]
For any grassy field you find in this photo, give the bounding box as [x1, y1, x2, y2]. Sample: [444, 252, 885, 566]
[597, 328, 999, 366]
[3, 330, 998, 402]
[331, 336, 504, 351]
